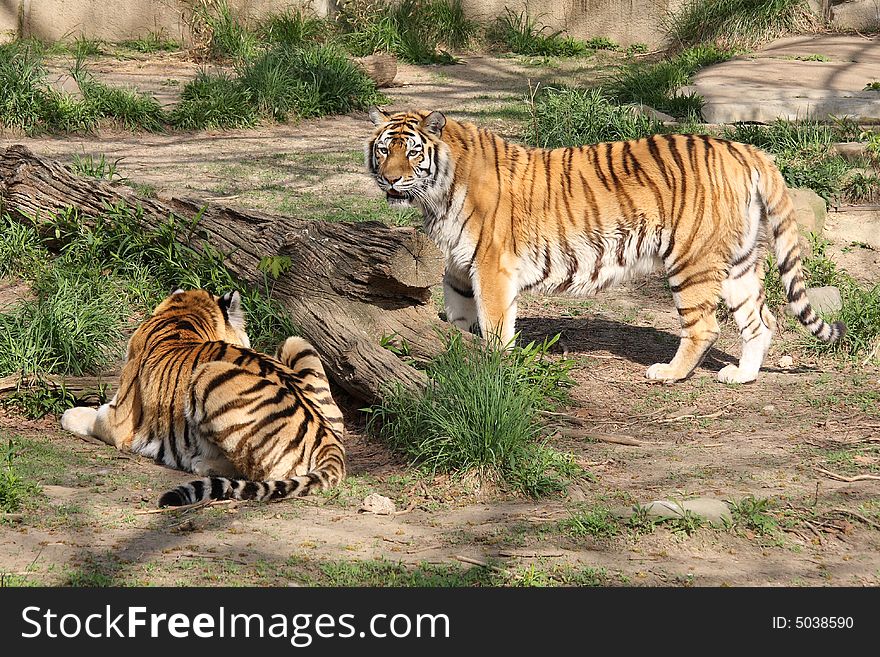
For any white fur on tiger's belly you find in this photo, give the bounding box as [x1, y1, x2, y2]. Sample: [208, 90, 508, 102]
[61, 406, 98, 436]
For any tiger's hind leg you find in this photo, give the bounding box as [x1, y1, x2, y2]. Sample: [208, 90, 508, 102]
[646, 262, 724, 382]
[275, 336, 344, 435]
[718, 266, 776, 384]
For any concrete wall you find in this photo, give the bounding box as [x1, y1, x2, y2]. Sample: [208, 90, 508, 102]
[462, 0, 686, 48]
[0, 0, 682, 48]
[2, 1, 333, 44]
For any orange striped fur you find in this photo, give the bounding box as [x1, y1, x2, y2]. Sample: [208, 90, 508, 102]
[367, 108, 844, 383]
[61, 289, 345, 506]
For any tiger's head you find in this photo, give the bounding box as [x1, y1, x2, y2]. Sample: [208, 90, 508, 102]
[366, 107, 450, 209]
[151, 289, 251, 348]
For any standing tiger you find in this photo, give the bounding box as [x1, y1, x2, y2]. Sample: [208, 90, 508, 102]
[366, 108, 845, 384]
[60, 289, 346, 507]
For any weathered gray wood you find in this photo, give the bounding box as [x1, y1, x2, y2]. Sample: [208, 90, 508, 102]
[0, 374, 117, 404]
[0, 144, 446, 404]
[353, 53, 398, 88]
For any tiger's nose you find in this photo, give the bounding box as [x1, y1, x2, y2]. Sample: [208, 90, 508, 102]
[385, 175, 401, 188]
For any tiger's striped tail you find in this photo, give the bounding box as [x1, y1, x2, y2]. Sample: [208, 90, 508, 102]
[157, 446, 345, 507]
[760, 165, 846, 343]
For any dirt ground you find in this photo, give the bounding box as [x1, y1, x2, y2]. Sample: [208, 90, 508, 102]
[1, 50, 879, 587]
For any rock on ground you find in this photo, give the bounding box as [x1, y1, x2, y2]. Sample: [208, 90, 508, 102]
[359, 493, 396, 515]
[689, 35, 880, 123]
[643, 498, 733, 526]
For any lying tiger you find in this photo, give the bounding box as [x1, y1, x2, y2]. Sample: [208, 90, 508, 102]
[366, 108, 845, 384]
[61, 289, 346, 507]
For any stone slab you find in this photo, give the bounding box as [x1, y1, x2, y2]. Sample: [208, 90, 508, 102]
[689, 35, 880, 123]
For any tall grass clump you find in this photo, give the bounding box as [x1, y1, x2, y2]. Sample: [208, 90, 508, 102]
[666, 0, 817, 50]
[0, 439, 37, 513]
[488, 8, 588, 57]
[172, 44, 385, 129]
[1, 204, 297, 371]
[244, 43, 386, 118]
[76, 74, 166, 132]
[524, 86, 662, 148]
[121, 32, 181, 53]
[366, 333, 581, 496]
[259, 7, 333, 48]
[609, 43, 736, 118]
[188, 0, 259, 61]
[169, 71, 259, 130]
[0, 264, 130, 377]
[337, 0, 470, 63]
[0, 42, 57, 133]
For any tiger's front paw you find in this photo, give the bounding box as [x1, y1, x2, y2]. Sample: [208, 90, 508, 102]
[717, 364, 757, 384]
[645, 363, 684, 382]
[61, 407, 98, 436]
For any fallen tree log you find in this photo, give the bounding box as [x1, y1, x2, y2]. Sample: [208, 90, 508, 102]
[0, 144, 445, 405]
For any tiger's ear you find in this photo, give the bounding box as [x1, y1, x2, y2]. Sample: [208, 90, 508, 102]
[422, 111, 446, 136]
[218, 291, 246, 330]
[369, 107, 390, 126]
[170, 287, 185, 295]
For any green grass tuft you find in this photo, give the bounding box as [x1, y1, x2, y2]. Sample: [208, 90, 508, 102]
[523, 86, 663, 148]
[0, 439, 39, 513]
[190, 0, 259, 61]
[169, 70, 259, 130]
[366, 332, 580, 497]
[337, 0, 472, 63]
[665, 0, 817, 50]
[558, 506, 621, 538]
[259, 7, 332, 48]
[488, 8, 588, 57]
[120, 32, 181, 53]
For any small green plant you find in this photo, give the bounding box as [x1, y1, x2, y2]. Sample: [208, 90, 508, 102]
[68, 36, 104, 58]
[379, 332, 413, 359]
[865, 82, 880, 91]
[665, 0, 816, 50]
[842, 171, 880, 204]
[488, 8, 588, 57]
[70, 153, 123, 181]
[584, 36, 620, 51]
[0, 439, 37, 513]
[365, 332, 579, 496]
[860, 128, 880, 159]
[729, 496, 780, 536]
[626, 43, 649, 55]
[559, 506, 621, 539]
[627, 505, 660, 535]
[121, 32, 180, 53]
[2, 382, 77, 420]
[524, 86, 662, 148]
[669, 509, 705, 535]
